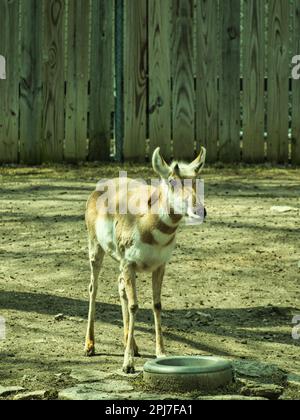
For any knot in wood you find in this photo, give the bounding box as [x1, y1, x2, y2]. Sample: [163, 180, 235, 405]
[227, 26, 238, 40]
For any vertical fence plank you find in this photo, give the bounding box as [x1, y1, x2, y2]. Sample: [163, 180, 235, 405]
[243, 0, 265, 163]
[149, 0, 171, 160]
[42, 0, 65, 162]
[267, 0, 289, 164]
[65, 0, 90, 162]
[115, 0, 124, 162]
[0, 0, 19, 163]
[196, 0, 218, 162]
[89, 0, 113, 162]
[20, 0, 43, 164]
[292, 0, 300, 165]
[219, 0, 241, 162]
[172, 0, 195, 160]
[123, 0, 147, 161]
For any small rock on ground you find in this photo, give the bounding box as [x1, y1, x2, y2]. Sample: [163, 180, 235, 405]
[287, 373, 300, 387]
[198, 395, 267, 401]
[287, 373, 300, 394]
[59, 389, 123, 400]
[270, 206, 297, 213]
[13, 390, 49, 401]
[240, 383, 284, 400]
[54, 314, 65, 322]
[124, 393, 185, 400]
[0, 386, 25, 397]
[70, 368, 113, 383]
[59, 380, 134, 401]
[233, 360, 286, 383]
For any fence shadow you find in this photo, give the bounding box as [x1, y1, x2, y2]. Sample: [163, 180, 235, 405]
[0, 291, 296, 351]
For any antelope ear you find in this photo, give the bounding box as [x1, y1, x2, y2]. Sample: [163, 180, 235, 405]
[152, 148, 171, 179]
[189, 147, 206, 175]
[173, 163, 180, 177]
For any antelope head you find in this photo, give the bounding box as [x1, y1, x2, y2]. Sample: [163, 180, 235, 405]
[152, 147, 207, 221]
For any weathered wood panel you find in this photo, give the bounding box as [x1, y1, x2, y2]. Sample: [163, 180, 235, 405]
[0, 0, 19, 163]
[20, 0, 43, 164]
[0, 0, 296, 165]
[115, 0, 124, 162]
[292, 0, 300, 165]
[172, 0, 195, 160]
[219, 0, 241, 163]
[196, 0, 218, 162]
[267, 0, 289, 164]
[89, 0, 113, 161]
[123, 0, 147, 161]
[243, 0, 265, 163]
[148, 0, 171, 160]
[42, 0, 65, 162]
[65, 0, 90, 162]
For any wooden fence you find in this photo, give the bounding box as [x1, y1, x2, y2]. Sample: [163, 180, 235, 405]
[0, 0, 300, 165]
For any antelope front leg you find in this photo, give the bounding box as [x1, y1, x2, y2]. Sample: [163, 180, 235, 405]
[118, 274, 140, 357]
[85, 242, 104, 357]
[152, 265, 166, 358]
[122, 264, 138, 374]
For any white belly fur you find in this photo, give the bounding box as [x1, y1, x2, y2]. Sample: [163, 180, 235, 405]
[125, 240, 176, 272]
[96, 218, 176, 272]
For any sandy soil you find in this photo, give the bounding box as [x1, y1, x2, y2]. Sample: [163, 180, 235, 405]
[0, 164, 299, 400]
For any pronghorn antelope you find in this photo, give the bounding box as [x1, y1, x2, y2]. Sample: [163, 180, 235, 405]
[85, 147, 206, 373]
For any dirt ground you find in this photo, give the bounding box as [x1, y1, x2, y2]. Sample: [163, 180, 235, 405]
[0, 163, 299, 400]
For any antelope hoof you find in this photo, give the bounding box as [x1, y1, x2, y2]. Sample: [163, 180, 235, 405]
[123, 356, 135, 374]
[84, 341, 95, 357]
[123, 364, 136, 374]
[84, 349, 95, 357]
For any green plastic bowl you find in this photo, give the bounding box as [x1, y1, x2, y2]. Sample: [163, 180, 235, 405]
[143, 356, 233, 392]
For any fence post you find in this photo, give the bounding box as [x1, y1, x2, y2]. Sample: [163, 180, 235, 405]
[219, 0, 241, 163]
[267, 0, 290, 164]
[243, 0, 265, 163]
[196, 0, 219, 163]
[65, 0, 90, 162]
[20, 0, 43, 165]
[89, 0, 113, 162]
[0, 0, 19, 164]
[115, 0, 124, 162]
[123, 0, 147, 161]
[172, 0, 195, 160]
[148, 0, 172, 160]
[292, 0, 300, 165]
[42, 0, 65, 163]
